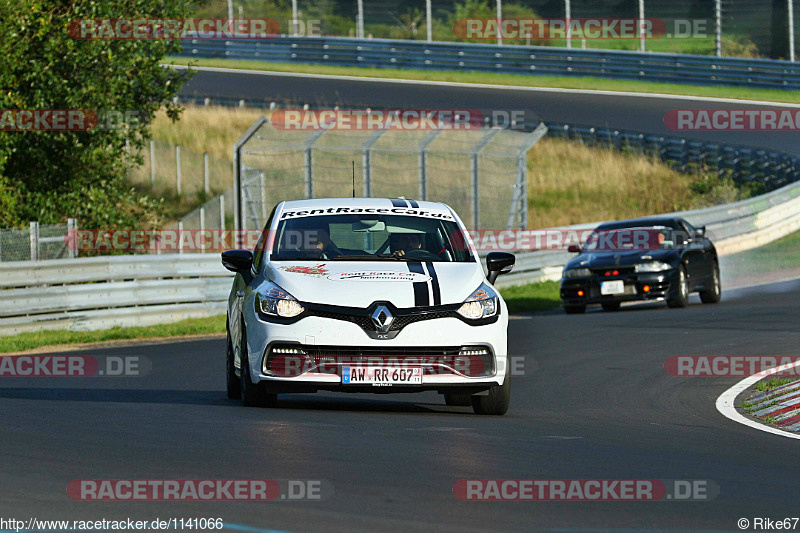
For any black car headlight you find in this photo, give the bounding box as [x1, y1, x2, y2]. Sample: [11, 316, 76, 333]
[457, 283, 499, 320]
[563, 267, 591, 278]
[634, 261, 671, 273]
[256, 282, 305, 318]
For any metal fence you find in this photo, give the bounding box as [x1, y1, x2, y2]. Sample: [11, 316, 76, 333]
[0, 220, 77, 262]
[231, 116, 548, 232]
[178, 36, 800, 90]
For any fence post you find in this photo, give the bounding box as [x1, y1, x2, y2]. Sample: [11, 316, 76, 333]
[178, 221, 184, 254]
[29, 221, 39, 261]
[204, 152, 210, 194]
[200, 206, 206, 253]
[150, 140, 156, 190]
[176, 145, 182, 195]
[418, 130, 441, 201]
[67, 218, 77, 259]
[220, 194, 226, 232]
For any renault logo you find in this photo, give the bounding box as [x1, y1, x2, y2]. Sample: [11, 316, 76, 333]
[370, 305, 394, 333]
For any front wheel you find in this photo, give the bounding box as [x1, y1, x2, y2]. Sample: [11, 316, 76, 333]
[472, 370, 510, 416]
[699, 263, 722, 304]
[667, 266, 689, 308]
[226, 325, 241, 400]
[240, 327, 277, 408]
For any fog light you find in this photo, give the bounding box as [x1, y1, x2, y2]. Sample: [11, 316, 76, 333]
[577, 290, 584, 296]
[643, 285, 650, 293]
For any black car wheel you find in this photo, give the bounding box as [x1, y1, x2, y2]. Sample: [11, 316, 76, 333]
[444, 393, 472, 406]
[601, 301, 621, 312]
[667, 266, 689, 308]
[240, 325, 277, 408]
[472, 368, 510, 416]
[699, 262, 722, 304]
[564, 304, 586, 314]
[226, 322, 241, 400]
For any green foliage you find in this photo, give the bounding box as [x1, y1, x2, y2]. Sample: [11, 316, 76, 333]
[689, 171, 766, 207]
[0, 0, 192, 229]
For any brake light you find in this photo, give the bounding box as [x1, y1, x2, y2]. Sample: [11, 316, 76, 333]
[643, 285, 650, 293]
[577, 290, 584, 297]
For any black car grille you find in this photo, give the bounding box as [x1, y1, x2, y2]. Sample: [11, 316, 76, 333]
[303, 303, 459, 333]
[265, 344, 495, 377]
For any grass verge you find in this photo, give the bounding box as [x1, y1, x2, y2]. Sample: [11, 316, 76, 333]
[166, 57, 800, 104]
[0, 315, 227, 354]
[0, 282, 559, 353]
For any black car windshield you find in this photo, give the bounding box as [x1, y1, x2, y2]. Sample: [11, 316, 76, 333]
[270, 214, 474, 262]
[583, 227, 676, 252]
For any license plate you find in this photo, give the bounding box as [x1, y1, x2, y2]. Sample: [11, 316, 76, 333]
[601, 280, 625, 295]
[342, 366, 422, 386]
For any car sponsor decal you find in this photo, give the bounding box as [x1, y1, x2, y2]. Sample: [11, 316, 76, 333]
[407, 262, 430, 306]
[326, 271, 431, 282]
[278, 264, 329, 276]
[424, 262, 442, 306]
[279, 205, 453, 221]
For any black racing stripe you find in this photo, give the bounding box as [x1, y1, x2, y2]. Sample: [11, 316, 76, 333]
[425, 262, 441, 305]
[408, 199, 419, 208]
[408, 262, 429, 306]
[390, 199, 406, 207]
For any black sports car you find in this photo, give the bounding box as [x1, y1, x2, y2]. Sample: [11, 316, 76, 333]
[559, 217, 721, 314]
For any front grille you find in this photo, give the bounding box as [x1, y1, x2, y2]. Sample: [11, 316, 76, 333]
[303, 303, 459, 334]
[265, 344, 494, 377]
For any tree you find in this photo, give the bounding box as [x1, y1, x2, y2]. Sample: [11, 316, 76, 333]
[0, 0, 192, 228]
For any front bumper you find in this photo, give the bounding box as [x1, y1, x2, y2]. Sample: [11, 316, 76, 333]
[243, 308, 508, 393]
[560, 269, 679, 306]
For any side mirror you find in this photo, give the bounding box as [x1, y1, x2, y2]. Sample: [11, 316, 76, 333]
[694, 226, 706, 239]
[486, 252, 515, 285]
[567, 244, 581, 253]
[221, 249, 253, 274]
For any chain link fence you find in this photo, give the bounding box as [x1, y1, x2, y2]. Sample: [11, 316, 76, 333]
[0, 220, 77, 262]
[191, 0, 798, 59]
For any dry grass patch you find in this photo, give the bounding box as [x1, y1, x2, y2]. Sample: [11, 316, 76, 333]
[527, 138, 693, 228]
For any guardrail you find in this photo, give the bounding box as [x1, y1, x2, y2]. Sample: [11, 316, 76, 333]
[178, 36, 800, 90]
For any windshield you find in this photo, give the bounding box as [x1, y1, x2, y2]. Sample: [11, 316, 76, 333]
[582, 227, 677, 252]
[270, 214, 474, 262]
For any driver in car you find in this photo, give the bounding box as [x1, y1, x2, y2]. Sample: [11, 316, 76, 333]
[390, 232, 423, 258]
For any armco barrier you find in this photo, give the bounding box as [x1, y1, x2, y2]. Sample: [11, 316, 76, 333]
[177, 36, 800, 90]
[2, 176, 800, 335]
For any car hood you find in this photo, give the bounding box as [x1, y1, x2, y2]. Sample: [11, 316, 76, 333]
[565, 249, 678, 270]
[265, 261, 485, 308]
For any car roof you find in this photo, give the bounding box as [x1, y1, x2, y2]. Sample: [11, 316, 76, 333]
[595, 217, 687, 230]
[279, 197, 449, 211]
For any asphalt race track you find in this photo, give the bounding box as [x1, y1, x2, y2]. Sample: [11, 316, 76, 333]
[179, 68, 800, 155]
[2, 279, 799, 532]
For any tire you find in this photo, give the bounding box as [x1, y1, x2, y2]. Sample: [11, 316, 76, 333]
[699, 262, 722, 304]
[667, 266, 689, 308]
[444, 393, 472, 406]
[564, 304, 586, 314]
[472, 370, 510, 416]
[239, 326, 277, 408]
[601, 301, 621, 312]
[226, 324, 241, 400]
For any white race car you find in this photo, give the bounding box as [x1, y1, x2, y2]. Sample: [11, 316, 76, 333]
[222, 198, 515, 415]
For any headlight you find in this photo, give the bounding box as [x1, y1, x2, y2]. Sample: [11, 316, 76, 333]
[457, 283, 499, 320]
[256, 282, 305, 318]
[562, 267, 591, 278]
[634, 261, 671, 273]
